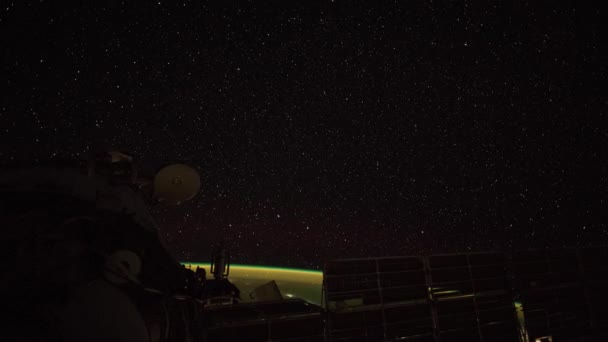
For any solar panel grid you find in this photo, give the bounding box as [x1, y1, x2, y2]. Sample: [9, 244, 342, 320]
[324, 253, 518, 342]
[325, 256, 435, 341]
[323, 247, 608, 341]
[431, 253, 517, 341]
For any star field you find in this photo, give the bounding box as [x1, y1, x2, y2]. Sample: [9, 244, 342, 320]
[1, 2, 606, 269]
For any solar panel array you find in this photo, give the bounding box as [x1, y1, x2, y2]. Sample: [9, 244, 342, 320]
[324, 247, 608, 342]
[325, 257, 433, 341]
[429, 253, 517, 341]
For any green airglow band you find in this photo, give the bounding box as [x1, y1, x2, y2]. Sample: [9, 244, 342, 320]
[181, 262, 323, 275]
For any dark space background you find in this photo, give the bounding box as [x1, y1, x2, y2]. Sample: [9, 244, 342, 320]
[1, 1, 606, 269]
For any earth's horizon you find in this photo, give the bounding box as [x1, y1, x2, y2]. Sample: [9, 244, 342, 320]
[182, 262, 323, 306]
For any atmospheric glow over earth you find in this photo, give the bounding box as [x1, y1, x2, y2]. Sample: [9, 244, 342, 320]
[182, 263, 323, 305]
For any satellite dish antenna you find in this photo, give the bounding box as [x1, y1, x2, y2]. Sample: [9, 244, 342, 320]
[153, 164, 201, 205]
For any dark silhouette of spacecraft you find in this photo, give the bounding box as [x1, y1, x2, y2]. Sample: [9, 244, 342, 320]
[0, 152, 320, 342]
[2, 151, 607, 341]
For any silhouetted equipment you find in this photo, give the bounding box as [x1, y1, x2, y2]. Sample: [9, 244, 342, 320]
[202, 242, 241, 304]
[510, 247, 608, 341]
[88, 150, 137, 183]
[153, 163, 201, 205]
[250, 280, 283, 302]
[103, 249, 143, 285]
[58, 279, 151, 342]
[182, 265, 207, 299]
[108, 150, 134, 163]
[139, 289, 205, 342]
[210, 242, 230, 280]
[203, 299, 323, 342]
[5, 154, 608, 341]
[195, 266, 206, 282]
[0, 153, 201, 341]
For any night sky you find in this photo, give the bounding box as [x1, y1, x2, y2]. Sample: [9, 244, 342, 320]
[1, 2, 606, 269]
